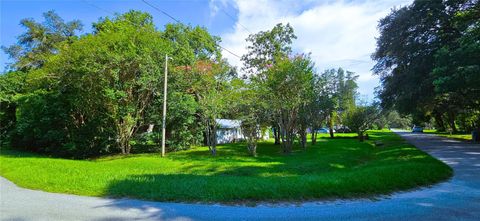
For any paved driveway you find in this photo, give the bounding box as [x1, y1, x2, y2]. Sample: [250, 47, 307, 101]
[1, 131, 479, 221]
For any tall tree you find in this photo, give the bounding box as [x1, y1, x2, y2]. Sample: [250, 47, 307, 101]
[431, 1, 480, 138]
[308, 73, 329, 144]
[345, 104, 380, 142]
[336, 69, 359, 125]
[242, 23, 297, 145]
[373, 0, 479, 136]
[242, 23, 296, 75]
[230, 78, 268, 156]
[253, 54, 314, 153]
[318, 68, 358, 138]
[2, 10, 82, 71]
[176, 59, 233, 156]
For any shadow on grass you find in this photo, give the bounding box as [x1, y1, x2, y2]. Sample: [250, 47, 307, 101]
[101, 131, 451, 203]
[104, 158, 452, 204]
[104, 171, 375, 203]
[0, 147, 48, 159]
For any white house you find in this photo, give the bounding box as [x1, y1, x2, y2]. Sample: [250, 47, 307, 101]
[215, 119, 270, 144]
[216, 119, 244, 144]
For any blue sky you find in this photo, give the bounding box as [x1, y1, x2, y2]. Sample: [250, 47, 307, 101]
[1, 0, 412, 99]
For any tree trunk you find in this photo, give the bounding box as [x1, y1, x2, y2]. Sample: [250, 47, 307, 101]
[286, 131, 294, 153]
[434, 112, 446, 132]
[302, 134, 306, 150]
[358, 131, 364, 142]
[447, 111, 458, 133]
[118, 136, 130, 154]
[205, 121, 210, 147]
[117, 120, 136, 154]
[125, 134, 132, 154]
[242, 122, 258, 156]
[279, 126, 288, 153]
[277, 109, 297, 154]
[210, 124, 217, 156]
[247, 136, 257, 156]
[204, 120, 217, 156]
[279, 125, 293, 154]
[328, 112, 334, 138]
[311, 130, 317, 145]
[299, 128, 307, 150]
[475, 126, 480, 143]
[273, 125, 281, 145]
[474, 119, 480, 143]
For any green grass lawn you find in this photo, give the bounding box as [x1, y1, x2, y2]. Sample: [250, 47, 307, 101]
[0, 130, 452, 203]
[424, 129, 472, 141]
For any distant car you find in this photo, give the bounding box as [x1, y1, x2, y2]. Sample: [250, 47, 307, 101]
[317, 128, 329, 133]
[336, 127, 351, 133]
[412, 126, 423, 133]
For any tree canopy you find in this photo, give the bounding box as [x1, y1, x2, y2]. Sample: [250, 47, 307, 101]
[373, 0, 479, 136]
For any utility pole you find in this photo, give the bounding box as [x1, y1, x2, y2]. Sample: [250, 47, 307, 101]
[161, 54, 168, 157]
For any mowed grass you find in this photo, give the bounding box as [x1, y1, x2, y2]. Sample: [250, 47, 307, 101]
[424, 129, 472, 141]
[0, 130, 452, 203]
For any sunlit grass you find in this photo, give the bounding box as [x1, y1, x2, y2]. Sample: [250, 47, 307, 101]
[424, 129, 472, 141]
[0, 130, 452, 203]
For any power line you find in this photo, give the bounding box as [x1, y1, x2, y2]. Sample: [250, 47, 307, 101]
[219, 46, 241, 59]
[221, 8, 252, 34]
[81, 0, 115, 15]
[141, 0, 180, 24]
[141, 0, 242, 59]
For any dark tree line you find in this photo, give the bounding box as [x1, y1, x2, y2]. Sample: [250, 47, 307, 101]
[373, 0, 480, 139]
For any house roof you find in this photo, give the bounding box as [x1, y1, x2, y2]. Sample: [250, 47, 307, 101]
[216, 119, 241, 129]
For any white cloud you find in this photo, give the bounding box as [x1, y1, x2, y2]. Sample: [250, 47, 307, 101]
[211, 0, 413, 99]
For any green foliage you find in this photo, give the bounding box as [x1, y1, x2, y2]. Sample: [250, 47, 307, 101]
[373, 110, 413, 130]
[93, 10, 155, 33]
[242, 23, 296, 75]
[1, 10, 82, 71]
[373, 0, 480, 136]
[12, 90, 115, 157]
[255, 54, 315, 153]
[345, 105, 381, 141]
[0, 71, 26, 145]
[229, 78, 269, 156]
[317, 68, 359, 137]
[12, 91, 65, 150]
[164, 92, 202, 151]
[178, 60, 234, 155]
[163, 23, 222, 64]
[424, 129, 473, 141]
[385, 111, 413, 129]
[240, 22, 360, 151]
[431, 3, 480, 111]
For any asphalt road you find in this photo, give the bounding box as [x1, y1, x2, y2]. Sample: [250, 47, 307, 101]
[1, 131, 479, 221]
